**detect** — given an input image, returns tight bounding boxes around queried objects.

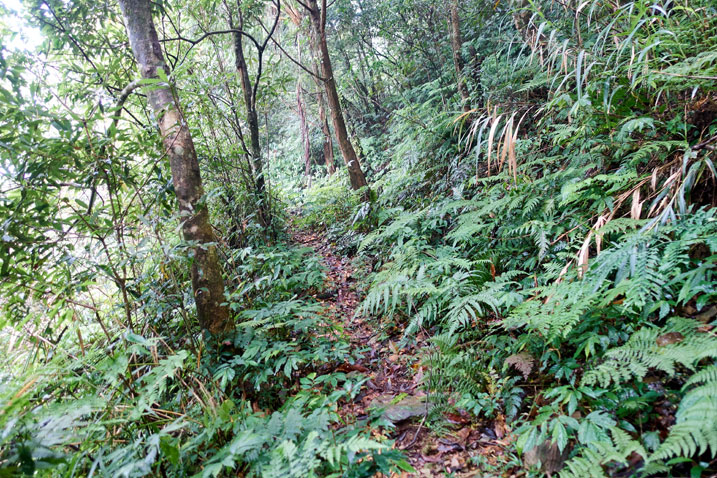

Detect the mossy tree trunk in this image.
[118,0,231,335]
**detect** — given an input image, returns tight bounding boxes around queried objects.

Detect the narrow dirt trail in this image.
[292,227,505,477]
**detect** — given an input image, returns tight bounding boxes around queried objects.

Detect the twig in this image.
[258,17,327,81]
[402,413,427,450]
[693,134,717,151]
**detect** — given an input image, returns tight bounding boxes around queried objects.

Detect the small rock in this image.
[523,440,569,475]
[656,331,684,347]
[370,394,433,422]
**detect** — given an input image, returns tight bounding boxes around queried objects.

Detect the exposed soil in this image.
[292,227,516,477]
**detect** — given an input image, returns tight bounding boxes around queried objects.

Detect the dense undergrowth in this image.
[1,235,411,476]
[1,0,716,476]
[299,1,717,476]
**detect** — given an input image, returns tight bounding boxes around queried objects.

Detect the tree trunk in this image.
[305,0,369,195]
[309,37,336,176]
[449,0,471,113]
[118,0,231,335]
[317,90,336,175]
[311,53,336,175]
[295,39,312,185]
[229,6,269,228]
[297,81,312,187]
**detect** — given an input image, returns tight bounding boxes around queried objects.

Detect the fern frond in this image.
[582,319,717,388]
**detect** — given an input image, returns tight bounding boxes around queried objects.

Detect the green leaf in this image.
[552,421,569,452]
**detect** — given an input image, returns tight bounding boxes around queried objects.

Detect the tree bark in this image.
[297,81,312,186]
[449,0,471,113]
[229,5,270,228]
[317,90,336,175]
[288,6,335,176]
[310,45,336,175]
[305,0,369,195]
[295,39,312,185]
[118,0,231,335]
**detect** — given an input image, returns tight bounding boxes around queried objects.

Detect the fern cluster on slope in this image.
[329,1,717,476]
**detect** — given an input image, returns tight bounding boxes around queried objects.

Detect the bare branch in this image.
[258,11,327,81]
[160,28,261,50]
[252,0,282,108]
[294,0,312,13]
[320,0,327,33]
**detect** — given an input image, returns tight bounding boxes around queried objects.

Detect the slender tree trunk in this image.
[295,40,312,186]
[289,10,335,177]
[297,81,312,186]
[118,0,231,335]
[449,0,471,112]
[229,6,269,228]
[309,37,336,175]
[311,54,336,176]
[317,90,336,175]
[305,0,369,195]
[340,92,367,166]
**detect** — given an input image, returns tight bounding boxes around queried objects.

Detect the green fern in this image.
[582,318,717,388]
[649,364,717,463]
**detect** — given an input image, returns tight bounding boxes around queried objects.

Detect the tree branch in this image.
[252,0,282,108]
[294,0,312,13]
[320,0,327,34]
[258,8,327,81]
[160,28,261,50]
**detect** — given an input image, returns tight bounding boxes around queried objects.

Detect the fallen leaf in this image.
[444,412,470,425]
[494,414,507,439]
[437,442,460,453]
[336,363,370,373]
[505,352,534,379]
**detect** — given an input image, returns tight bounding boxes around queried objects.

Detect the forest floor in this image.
[291,227,516,477]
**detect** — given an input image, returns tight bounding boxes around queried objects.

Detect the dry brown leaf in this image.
[631,189,642,220]
[505,352,534,379]
[498,115,514,172]
[577,233,592,278]
[577,215,607,277]
[494,414,508,439]
[486,113,502,175]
